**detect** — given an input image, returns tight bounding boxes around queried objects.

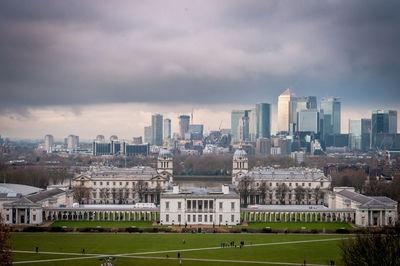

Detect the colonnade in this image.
[242,210,355,223]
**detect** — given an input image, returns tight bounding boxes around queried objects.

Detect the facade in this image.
[296,96,317,113]
[188,124,204,140]
[255,138,271,155]
[92,139,149,156]
[348,119,371,152]
[320,97,341,136]
[329,187,397,227]
[256,103,271,139]
[231,110,250,142]
[44,134,54,153]
[152,114,163,146]
[163,118,171,140]
[73,149,173,204]
[371,110,397,149]
[179,115,190,139]
[67,135,79,151]
[144,126,152,144]
[160,184,240,226]
[277,88,297,134]
[297,109,320,133]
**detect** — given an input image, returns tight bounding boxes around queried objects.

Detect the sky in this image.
[0,0,399,141]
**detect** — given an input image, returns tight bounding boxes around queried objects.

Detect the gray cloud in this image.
[0,0,399,114]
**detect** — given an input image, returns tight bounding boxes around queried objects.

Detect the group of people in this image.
[220,240,245,248]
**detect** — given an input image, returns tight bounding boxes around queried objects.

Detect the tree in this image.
[0,215,12,265]
[72,186,90,204]
[340,227,400,266]
[275,183,289,204]
[313,186,323,204]
[237,177,254,207]
[294,186,306,204]
[257,182,269,205]
[136,181,148,202]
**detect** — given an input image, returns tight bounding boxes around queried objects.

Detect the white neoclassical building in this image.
[160,184,240,226]
[73,148,174,204]
[329,187,398,227]
[232,147,331,205]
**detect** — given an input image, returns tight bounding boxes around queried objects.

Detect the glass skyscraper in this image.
[231,110,250,142]
[163,118,171,140]
[277,88,297,134]
[320,97,341,136]
[371,110,397,148]
[297,109,320,133]
[151,114,163,146]
[256,103,271,139]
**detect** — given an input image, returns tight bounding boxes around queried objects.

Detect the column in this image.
[379,211,383,226]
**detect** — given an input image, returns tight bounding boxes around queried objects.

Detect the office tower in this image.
[296,96,317,113]
[297,109,320,133]
[67,135,79,150]
[371,110,397,148]
[152,114,163,146]
[188,124,204,140]
[277,88,297,134]
[248,108,257,142]
[349,120,362,151]
[256,138,271,155]
[320,97,341,136]
[44,134,54,153]
[163,119,171,140]
[361,119,371,152]
[179,115,190,139]
[256,103,271,139]
[231,110,250,142]
[239,115,250,141]
[144,126,152,144]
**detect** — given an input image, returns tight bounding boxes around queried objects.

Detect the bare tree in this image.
[237,177,254,207]
[257,182,269,205]
[99,188,110,204]
[72,185,90,204]
[313,186,322,204]
[275,183,289,204]
[136,181,148,203]
[0,215,12,265]
[294,186,306,205]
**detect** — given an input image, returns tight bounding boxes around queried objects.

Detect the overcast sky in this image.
[0,0,399,140]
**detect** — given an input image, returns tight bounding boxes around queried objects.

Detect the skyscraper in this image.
[144,126,152,144]
[231,110,250,142]
[67,135,79,150]
[277,88,297,134]
[44,134,54,153]
[179,115,190,139]
[320,97,341,136]
[371,110,397,148]
[297,109,320,133]
[163,119,171,140]
[349,119,362,151]
[249,108,257,141]
[152,114,163,146]
[256,103,271,139]
[296,96,317,113]
[239,115,250,141]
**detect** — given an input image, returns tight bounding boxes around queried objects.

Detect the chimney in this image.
[222,184,229,194]
[173,185,180,194]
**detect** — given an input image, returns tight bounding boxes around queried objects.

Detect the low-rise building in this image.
[160,184,240,226]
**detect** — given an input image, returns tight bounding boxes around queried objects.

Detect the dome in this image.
[159,148,172,158]
[233,149,247,160]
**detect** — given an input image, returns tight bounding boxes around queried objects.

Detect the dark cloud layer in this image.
[0,0,399,113]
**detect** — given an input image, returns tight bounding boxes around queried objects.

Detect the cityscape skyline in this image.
[0,1,400,140]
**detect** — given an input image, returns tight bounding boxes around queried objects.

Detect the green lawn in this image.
[10,233,351,265]
[50,221,165,228]
[245,222,353,230]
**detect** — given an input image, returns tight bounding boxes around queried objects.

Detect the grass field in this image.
[50,221,161,228]
[10,233,351,265]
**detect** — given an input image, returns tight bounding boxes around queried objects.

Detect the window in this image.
[309,183,311,187]
[94,182,96,185]
[193,215,196,222]
[204,215,207,222]
[178,202,182,210]
[100,182,103,186]
[178,214,181,223]
[302,183,305,186]
[33,215,36,221]
[126,182,128,185]
[113,182,116,185]
[276,183,279,186]
[187,200,191,209]
[198,215,202,222]
[166,214,169,222]
[270,183,272,186]
[6,215,9,221]
[165,201,169,209]
[219,202,223,210]
[256,183,259,186]
[187,215,191,222]
[289,183,292,186]
[210,215,213,222]
[209,201,213,209]
[198,201,202,210]
[219,214,222,223]
[120,182,122,186]
[231,215,234,222]
[296,183,298,186]
[193,200,197,209]
[320,182,323,187]
[107,182,109,185]
[204,201,208,209]
[231,202,235,210]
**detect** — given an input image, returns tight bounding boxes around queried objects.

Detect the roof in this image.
[159,148,172,158]
[233,149,247,159]
[280,88,296,97]
[77,165,159,180]
[243,205,353,212]
[0,183,43,196]
[337,189,397,208]
[245,167,328,181]
[26,188,65,203]
[3,197,41,207]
